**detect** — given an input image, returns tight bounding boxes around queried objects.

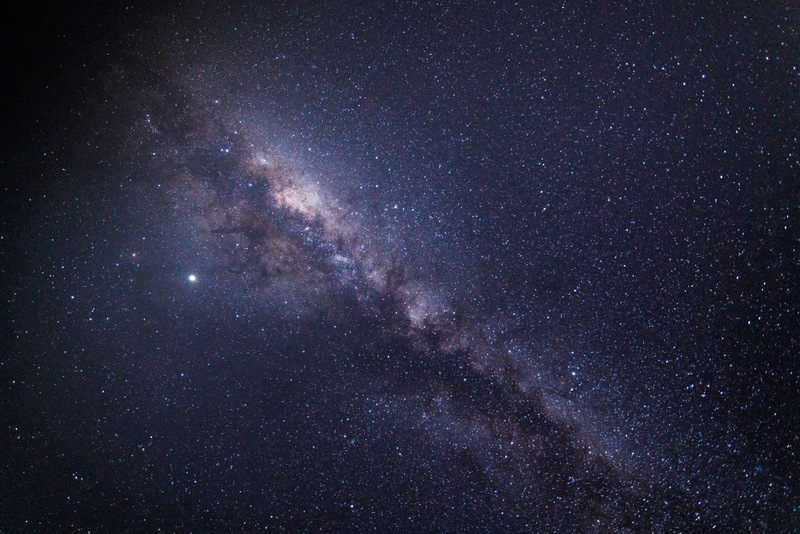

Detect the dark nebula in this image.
[2,2,798,532]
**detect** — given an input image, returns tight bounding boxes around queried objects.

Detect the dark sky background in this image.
[2,1,798,532]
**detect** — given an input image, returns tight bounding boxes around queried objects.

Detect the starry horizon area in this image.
[1,2,798,531]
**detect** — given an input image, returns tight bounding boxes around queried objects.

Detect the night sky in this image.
[2,2,799,532]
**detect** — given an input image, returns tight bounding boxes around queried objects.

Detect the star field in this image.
[2,1,799,532]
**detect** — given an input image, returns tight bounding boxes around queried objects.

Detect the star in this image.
[188,274,197,282]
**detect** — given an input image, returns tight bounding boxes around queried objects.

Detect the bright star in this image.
[188,274,197,282]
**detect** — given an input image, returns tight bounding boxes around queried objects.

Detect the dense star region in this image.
[2,2,799,532]
[138,75,653,529]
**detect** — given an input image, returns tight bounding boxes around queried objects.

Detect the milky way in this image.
[3,2,798,532]
[138,77,655,528]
